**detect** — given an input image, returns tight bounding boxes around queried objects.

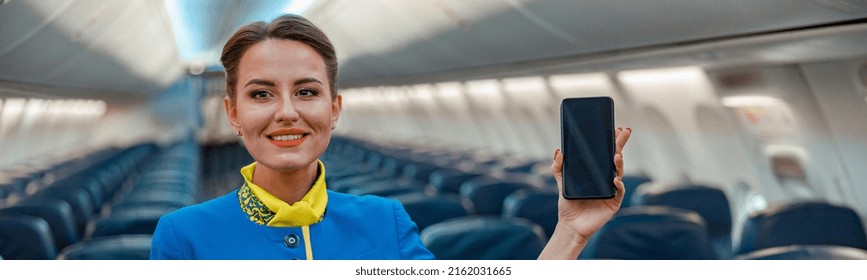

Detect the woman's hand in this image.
[538,127,632,259]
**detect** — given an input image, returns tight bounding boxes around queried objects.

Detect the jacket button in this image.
[284,234,300,248]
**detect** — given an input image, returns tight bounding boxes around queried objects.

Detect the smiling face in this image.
[225,39,342,174]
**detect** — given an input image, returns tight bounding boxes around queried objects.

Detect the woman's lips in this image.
[267,128,308,147]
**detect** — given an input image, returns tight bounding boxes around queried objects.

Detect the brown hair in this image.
[221,14,338,101]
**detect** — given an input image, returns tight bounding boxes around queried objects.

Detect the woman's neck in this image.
[251,161,319,204]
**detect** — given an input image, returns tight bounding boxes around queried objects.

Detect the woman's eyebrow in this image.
[295,77,323,86]
[244,79,276,88]
[243,78,321,87]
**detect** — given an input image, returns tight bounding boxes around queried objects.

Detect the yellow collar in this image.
[237,160,328,227]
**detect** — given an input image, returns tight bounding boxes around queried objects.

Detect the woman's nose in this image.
[274,96,300,123]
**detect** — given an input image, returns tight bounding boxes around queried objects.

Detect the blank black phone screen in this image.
[560,97,616,199]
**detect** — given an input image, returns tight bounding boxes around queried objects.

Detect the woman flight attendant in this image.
[150,14,632,260]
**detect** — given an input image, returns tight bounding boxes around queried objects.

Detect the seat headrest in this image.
[420,217,546,260]
[395,194,468,232]
[428,169,483,194]
[632,183,731,236]
[460,177,537,215]
[88,206,175,238]
[0,213,57,259]
[502,190,559,238]
[58,234,152,260]
[736,244,867,260]
[583,206,717,259]
[735,201,867,255]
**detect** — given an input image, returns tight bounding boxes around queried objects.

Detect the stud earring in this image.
[237,131,242,136]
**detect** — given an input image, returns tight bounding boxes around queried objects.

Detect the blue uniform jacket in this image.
[150,189,434,260]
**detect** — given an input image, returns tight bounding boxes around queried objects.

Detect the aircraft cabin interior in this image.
[1,0,867,261]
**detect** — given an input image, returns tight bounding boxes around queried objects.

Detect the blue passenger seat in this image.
[402,162,441,185]
[460,176,538,215]
[0,184,10,200]
[0,197,80,250]
[3,178,26,195]
[113,189,196,209]
[581,206,717,259]
[87,206,174,239]
[392,193,469,232]
[54,174,107,211]
[330,173,396,193]
[428,168,484,195]
[33,185,97,234]
[631,183,733,258]
[57,234,152,260]
[735,244,867,260]
[734,201,867,255]
[620,175,651,208]
[346,180,424,197]
[0,213,57,259]
[420,216,547,260]
[502,190,559,238]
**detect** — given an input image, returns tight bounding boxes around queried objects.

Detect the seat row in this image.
[584,183,867,259]
[0,144,153,259]
[322,136,867,260]
[59,136,861,261]
[320,137,597,259]
[0,140,201,260]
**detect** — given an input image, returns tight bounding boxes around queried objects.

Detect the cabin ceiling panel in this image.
[1,0,866,96]
[306,0,867,87]
[0,0,183,98]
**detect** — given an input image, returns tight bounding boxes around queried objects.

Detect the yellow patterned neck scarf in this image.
[237,160,328,227]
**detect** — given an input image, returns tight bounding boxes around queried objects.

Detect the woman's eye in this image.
[297,89,318,97]
[251,90,270,99]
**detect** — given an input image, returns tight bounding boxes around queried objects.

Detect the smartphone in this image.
[560,96,616,199]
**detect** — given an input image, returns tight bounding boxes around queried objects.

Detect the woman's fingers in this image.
[614,153,624,178]
[613,176,625,203]
[616,127,632,155]
[551,148,564,194]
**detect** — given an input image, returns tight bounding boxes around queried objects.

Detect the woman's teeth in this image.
[271,134,303,141]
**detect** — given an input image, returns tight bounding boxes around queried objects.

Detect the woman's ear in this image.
[224,96,241,133]
[331,95,342,130]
